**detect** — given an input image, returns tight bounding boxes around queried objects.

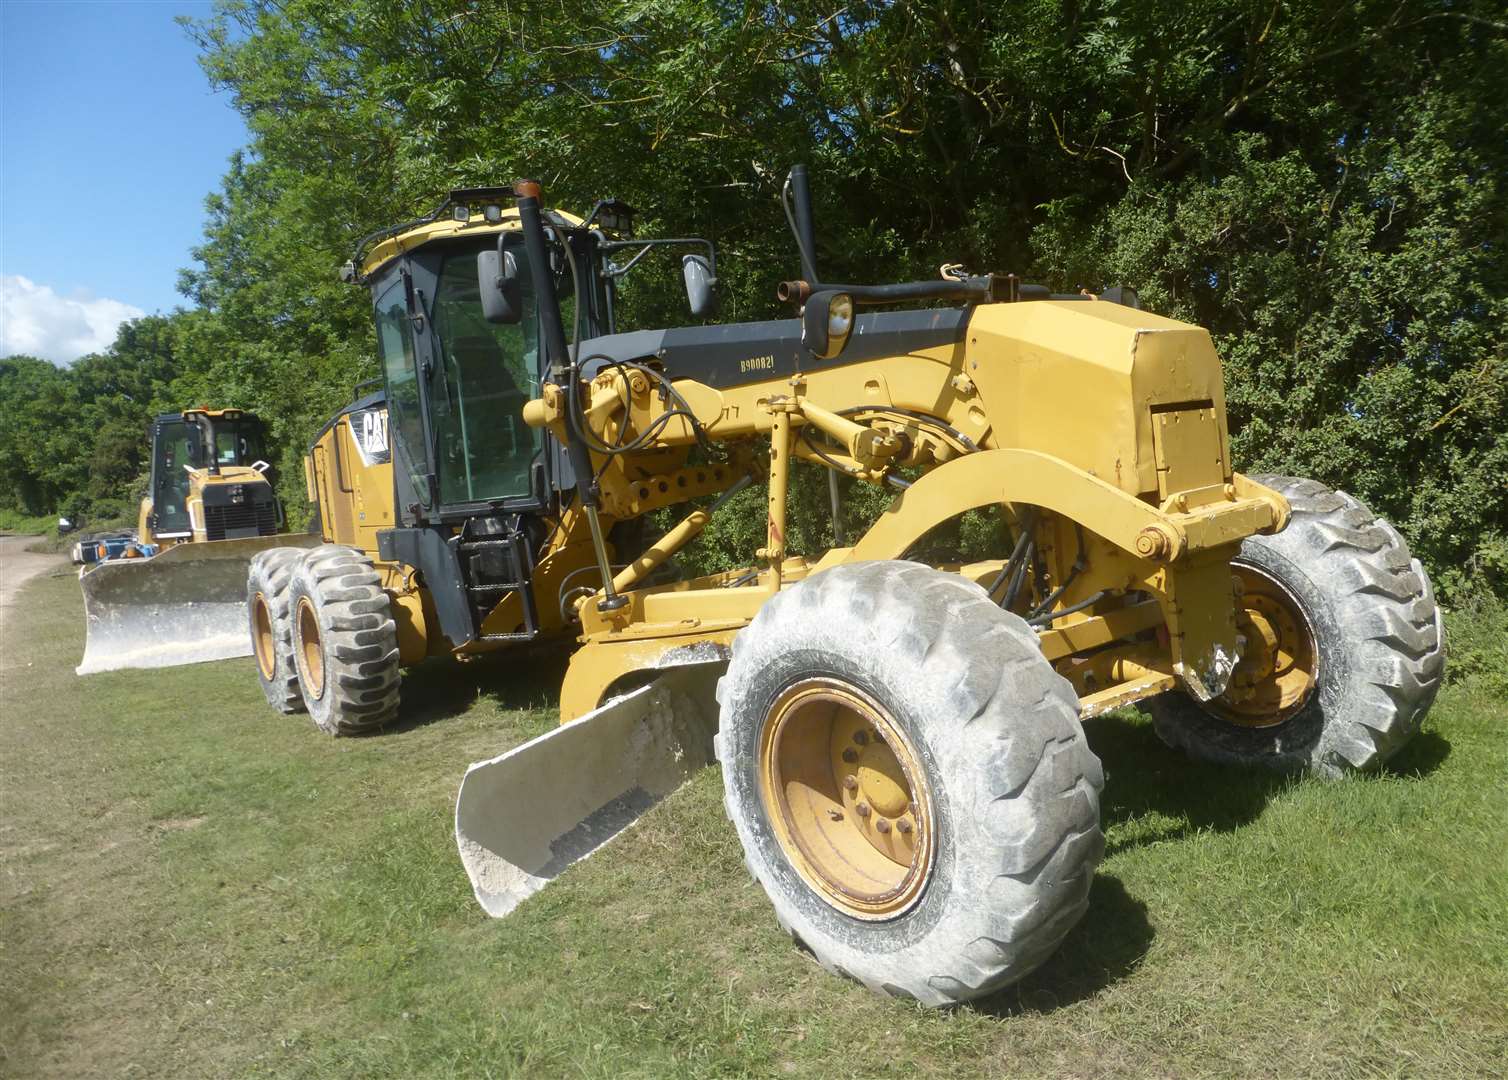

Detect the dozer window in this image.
[213,423,265,467]
[427,248,543,505]
[151,419,193,533]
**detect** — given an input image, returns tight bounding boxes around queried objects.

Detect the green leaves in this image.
[2,0,1502,595]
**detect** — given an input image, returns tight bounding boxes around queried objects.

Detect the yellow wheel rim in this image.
[295,596,326,701]
[1208,564,1318,728]
[251,592,276,680]
[757,678,935,920]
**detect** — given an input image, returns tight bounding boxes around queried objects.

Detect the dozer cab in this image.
[254,171,1443,1006]
[138,408,280,546]
[76,408,318,675]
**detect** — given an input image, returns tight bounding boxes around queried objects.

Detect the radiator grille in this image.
[204,501,278,541]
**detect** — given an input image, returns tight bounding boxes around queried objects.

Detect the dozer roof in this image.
[155,408,261,423]
[360,205,586,281]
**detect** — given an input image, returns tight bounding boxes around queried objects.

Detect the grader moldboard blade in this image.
[75,534,321,676]
[456,662,724,917]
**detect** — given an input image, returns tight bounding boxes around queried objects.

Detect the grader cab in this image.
[253,170,1443,1006]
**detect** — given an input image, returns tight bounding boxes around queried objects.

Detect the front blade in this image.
[456,663,723,918]
[75,535,320,676]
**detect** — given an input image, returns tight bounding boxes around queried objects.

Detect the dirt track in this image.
[0,534,64,644]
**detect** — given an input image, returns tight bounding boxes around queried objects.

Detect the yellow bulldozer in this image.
[75,407,317,675]
[253,171,1444,1005]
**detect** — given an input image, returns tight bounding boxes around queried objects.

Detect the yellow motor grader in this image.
[76,408,317,675]
[257,171,1443,1006]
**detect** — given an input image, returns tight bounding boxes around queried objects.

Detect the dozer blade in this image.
[75,534,321,676]
[456,662,724,918]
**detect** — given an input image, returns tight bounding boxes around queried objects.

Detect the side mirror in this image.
[682,254,718,319]
[478,247,523,324]
[801,290,854,360]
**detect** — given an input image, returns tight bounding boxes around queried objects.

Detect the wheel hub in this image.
[759,678,935,920]
[1210,565,1317,727]
[295,596,326,701]
[251,592,276,681]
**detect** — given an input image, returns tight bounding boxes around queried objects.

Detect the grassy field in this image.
[2,565,1504,1079]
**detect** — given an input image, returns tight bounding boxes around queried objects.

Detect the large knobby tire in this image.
[716,561,1104,1007]
[247,546,307,714]
[1148,475,1444,776]
[288,545,400,735]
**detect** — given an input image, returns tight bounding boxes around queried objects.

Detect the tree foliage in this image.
[2,0,1503,594]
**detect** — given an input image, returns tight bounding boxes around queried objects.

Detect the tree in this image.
[7,1,1503,593]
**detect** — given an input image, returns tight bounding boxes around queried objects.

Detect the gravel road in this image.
[0,534,64,640]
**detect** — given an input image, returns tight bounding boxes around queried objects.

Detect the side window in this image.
[374,277,428,506]
[153,421,192,528]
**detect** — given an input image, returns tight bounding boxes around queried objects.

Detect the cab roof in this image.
[356,202,585,282]
[152,408,262,424]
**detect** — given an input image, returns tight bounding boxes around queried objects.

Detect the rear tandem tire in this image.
[1147,475,1445,776]
[247,546,307,714]
[716,560,1105,1007]
[288,545,400,735]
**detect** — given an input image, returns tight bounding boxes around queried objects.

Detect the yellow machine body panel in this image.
[302,401,445,665]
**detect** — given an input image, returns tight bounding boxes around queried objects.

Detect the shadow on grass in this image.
[971,874,1153,1017]
[381,646,571,735]
[1380,729,1451,778]
[1082,711,1294,857]
[1083,710,1452,858]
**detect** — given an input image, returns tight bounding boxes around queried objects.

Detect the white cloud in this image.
[0,275,145,365]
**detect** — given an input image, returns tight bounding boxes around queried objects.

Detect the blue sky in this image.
[1,0,247,364]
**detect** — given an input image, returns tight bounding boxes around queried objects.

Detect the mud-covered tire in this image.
[1148,475,1444,776]
[716,560,1104,1007]
[288,545,400,735]
[247,546,307,714]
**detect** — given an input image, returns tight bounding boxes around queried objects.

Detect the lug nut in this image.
[875,819,891,834]
[897,819,913,835]
[842,747,858,763]
[853,730,869,746]
[842,775,858,791]
[855,802,871,818]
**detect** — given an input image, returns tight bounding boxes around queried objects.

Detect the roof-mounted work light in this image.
[585,198,636,237]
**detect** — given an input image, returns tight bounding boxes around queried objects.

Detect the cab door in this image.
[372,270,434,525]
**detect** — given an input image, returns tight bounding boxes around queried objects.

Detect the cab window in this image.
[426,247,543,505]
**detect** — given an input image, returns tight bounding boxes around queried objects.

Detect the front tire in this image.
[288,545,400,735]
[716,561,1104,1007]
[247,546,307,714]
[1148,475,1444,776]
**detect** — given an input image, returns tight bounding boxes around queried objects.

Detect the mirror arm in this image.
[597,237,716,280]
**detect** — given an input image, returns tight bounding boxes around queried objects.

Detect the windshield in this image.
[427,245,543,505]
[213,420,266,466]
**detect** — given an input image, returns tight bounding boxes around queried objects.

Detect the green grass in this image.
[0,509,136,554]
[0,509,55,537]
[2,568,1504,1078]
